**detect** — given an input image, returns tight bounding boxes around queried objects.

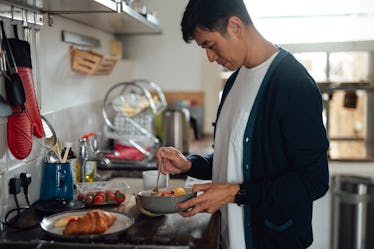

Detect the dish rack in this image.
[102,79,167,163]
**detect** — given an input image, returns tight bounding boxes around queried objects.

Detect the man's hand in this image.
[176,183,240,217]
[157,147,191,174]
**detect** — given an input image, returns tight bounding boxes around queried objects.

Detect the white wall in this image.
[122,0,222,134]
[38,16,135,114]
[122,0,203,91]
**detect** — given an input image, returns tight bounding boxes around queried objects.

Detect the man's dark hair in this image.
[181,0,252,43]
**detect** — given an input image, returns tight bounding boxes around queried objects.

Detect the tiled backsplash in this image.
[0,100,105,223]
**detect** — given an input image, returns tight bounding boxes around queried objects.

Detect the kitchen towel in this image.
[106,143,150,161]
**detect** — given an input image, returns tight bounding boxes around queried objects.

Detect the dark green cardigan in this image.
[187,48,329,249]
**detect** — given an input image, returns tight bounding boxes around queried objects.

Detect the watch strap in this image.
[235,184,247,206]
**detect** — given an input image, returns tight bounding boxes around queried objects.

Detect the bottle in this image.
[75,135,96,183]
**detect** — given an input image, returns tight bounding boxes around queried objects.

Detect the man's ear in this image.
[227,16,243,37]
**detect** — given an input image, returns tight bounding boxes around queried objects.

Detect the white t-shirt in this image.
[212,52,278,249]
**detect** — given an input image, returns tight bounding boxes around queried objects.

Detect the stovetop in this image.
[0,198,220,249]
[0,240,190,249]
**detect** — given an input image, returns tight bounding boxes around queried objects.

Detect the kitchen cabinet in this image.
[1,0,162,35]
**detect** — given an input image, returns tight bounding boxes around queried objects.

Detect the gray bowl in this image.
[137,187,196,214]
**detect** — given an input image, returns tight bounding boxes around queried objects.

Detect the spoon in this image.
[46,150,59,164]
[152,159,163,196]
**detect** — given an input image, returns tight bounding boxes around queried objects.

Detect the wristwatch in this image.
[234,184,247,206]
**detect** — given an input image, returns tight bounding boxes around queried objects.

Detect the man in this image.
[157,0,329,248]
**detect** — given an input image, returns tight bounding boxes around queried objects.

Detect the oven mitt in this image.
[16,66,44,137]
[7,110,33,159]
[5,28,44,159]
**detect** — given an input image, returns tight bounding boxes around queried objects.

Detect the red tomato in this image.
[77,193,85,201]
[114,190,126,203]
[84,195,93,205]
[93,195,105,204]
[105,192,115,203]
[105,190,114,195]
[161,191,172,196]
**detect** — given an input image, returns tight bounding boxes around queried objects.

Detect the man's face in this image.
[194,27,243,71]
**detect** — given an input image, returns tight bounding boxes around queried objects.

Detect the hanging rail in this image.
[0,3,44,26]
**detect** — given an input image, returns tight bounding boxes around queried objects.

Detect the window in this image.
[293,51,370,82]
[293,50,373,160]
[245,0,374,44]
[293,52,327,82]
[329,52,370,82]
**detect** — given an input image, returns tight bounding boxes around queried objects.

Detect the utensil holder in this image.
[71,47,103,75]
[95,56,118,75]
[40,162,74,201]
[70,47,118,75]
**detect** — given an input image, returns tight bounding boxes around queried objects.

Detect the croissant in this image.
[63,209,116,235]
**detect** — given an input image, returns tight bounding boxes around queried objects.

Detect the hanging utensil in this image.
[0,20,26,111]
[39,115,57,150]
[0,48,4,72]
[1,48,6,72]
[34,18,41,107]
[22,9,31,43]
[0,93,12,117]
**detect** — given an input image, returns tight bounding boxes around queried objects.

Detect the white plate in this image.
[40,210,134,240]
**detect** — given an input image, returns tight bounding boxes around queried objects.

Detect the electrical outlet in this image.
[20,173,32,187]
[8,178,21,195]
